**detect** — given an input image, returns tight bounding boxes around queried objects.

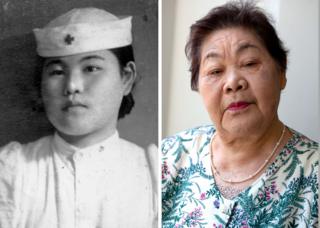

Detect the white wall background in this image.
[162,0,319,142]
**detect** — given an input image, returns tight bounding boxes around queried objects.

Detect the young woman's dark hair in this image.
[33,45,135,119]
[110,45,136,119]
[185,0,288,91]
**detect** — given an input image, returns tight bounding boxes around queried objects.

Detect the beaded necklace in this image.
[211,125,286,184]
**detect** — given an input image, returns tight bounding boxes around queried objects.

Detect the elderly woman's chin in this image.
[221,119,262,137]
[218,109,276,137]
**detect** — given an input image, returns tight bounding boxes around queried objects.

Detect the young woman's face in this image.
[41,50,135,145]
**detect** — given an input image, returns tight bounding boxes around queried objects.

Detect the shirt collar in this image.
[51,131,120,161]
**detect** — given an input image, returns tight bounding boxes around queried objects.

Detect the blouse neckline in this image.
[205,126,299,202]
[50,131,120,169]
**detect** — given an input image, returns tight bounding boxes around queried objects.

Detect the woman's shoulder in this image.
[0,141,24,170]
[117,138,151,168]
[118,138,145,158]
[163,125,215,139]
[287,128,318,156]
[161,125,215,180]
[162,125,215,155]
[283,127,319,174]
[0,136,52,194]
[0,135,53,167]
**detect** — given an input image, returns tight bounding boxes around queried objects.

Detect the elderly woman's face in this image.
[198,27,286,136]
[41,50,135,140]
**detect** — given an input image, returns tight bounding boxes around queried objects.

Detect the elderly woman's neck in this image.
[212,120,288,168]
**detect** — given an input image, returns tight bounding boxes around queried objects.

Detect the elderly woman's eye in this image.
[84,65,102,73]
[208,69,223,76]
[243,61,258,68]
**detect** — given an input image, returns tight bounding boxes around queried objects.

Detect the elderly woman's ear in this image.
[280,72,287,90]
[121,61,137,96]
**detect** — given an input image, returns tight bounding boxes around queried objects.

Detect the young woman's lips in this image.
[62,101,87,111]
[227,101,250,111]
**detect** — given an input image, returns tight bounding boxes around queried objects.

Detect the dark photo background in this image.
[0,0,158,149]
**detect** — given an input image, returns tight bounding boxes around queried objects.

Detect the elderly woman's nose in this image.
[223,69,248,93]
[64,70,84,96]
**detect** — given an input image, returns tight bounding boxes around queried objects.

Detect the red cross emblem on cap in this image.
[64,34,75,45]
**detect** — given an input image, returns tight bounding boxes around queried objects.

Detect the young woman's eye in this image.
[84,65,102,73]
[48,69,64,76]
[44,64,65,77]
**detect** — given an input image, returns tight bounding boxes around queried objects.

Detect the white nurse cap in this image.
[33,8,132,57]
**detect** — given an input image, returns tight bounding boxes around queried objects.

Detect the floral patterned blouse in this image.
[162,125,319,227]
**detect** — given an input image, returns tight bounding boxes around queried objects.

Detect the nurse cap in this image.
[33,8,132,57]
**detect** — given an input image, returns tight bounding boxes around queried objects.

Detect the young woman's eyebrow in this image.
[80,55,105,62]
[44,59,63,68]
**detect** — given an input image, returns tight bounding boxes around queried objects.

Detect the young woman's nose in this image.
[223,69,248,93]
[63,70,84,96]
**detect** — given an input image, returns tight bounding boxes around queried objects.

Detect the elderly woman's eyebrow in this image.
[236,42,260,55]
[80,55,105,62]
[202,51,222,64]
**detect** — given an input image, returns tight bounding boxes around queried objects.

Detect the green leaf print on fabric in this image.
[162,126,319,227]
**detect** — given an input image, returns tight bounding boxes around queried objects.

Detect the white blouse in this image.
[0,132,156,228]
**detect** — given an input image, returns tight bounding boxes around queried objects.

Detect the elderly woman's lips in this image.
[227,101,250,111]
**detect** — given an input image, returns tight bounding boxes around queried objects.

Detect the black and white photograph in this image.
[0,0,158,227]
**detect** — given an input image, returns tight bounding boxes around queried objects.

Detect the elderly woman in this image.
[0,8,155,227]
[162,2,318,227]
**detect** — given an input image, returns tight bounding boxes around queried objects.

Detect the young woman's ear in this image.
[121,61,137,95]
